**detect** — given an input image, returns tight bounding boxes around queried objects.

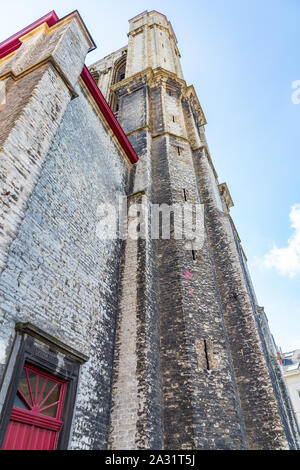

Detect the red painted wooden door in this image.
[2,364,67,450]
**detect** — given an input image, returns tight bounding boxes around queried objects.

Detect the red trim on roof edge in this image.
[0,11,138,165]
[0,11,59,59]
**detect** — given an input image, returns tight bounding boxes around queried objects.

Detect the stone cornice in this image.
[282,368,300,378]
[0,12,138,166]
[111,66,207,127]
[229,215,241,244]
[79,75,135,167]
[89,46,128,73]
[19,12,96,53]
[149,67,186,88]
[80,66,138,165]
[15,322,89,363]
[0,55,78,100]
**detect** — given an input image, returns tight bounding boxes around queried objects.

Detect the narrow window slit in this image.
[183,189,187,201]
[177,146,181,156]
[204,340,210,370]
[192,249,196,261]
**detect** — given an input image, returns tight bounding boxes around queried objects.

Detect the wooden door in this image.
[2,364,67,450]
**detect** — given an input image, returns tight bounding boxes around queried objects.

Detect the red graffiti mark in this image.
[184,270,193,279]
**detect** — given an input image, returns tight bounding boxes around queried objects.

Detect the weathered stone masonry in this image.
[92,10,300,449]
[0,12,135,449]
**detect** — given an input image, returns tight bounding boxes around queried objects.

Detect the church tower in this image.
[90,11,299,450]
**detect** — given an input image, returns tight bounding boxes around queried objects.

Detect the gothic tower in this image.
[90,11,299,450]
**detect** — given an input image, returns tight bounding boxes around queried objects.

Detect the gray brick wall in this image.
[0,82,129,449]
[1,9,299,451]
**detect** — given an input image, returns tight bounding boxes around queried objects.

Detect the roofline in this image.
[0,11,138,165]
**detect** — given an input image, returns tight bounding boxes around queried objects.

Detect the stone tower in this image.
[90,11,299,450]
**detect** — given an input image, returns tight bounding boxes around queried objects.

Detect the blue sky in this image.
[1,0,299,352]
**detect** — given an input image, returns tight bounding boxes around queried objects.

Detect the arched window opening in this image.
[110,93,120,118]
[112,55,127,86]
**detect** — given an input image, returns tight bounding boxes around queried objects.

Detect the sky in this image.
[1,0,299,352]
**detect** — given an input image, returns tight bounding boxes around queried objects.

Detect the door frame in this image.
[0,322,88,450]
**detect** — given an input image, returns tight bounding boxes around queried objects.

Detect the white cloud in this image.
[263,204,300,278]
